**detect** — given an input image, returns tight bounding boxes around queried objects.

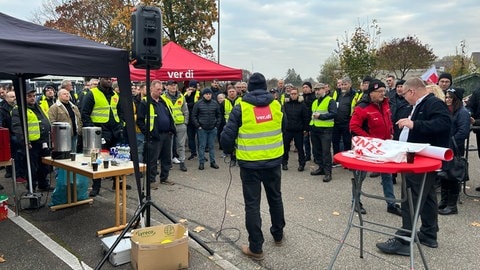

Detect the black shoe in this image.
[89,189,100,197]
[476,186,480,192]
[210,162,219,169]
[298,165,304,172]
[387,204,402,216]
[369,172,380,178]
[354,203,367,214]
[310,168,325,175]
[417,232,438,248]
[282,164,288,170]
[160,180,175,185]
[4,172,12,178]
[376,238,410,256]
[180,163,187,172]
[188,154,197,160]
[438,206,458,215]
[0,184,4,190]
[199,163,204,170]
[323,174,332,182]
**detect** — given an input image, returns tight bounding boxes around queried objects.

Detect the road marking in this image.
[8,209,92,270]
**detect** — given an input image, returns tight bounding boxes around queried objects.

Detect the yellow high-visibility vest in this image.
[236,101,283,161]
[310,96,334,127]
[90,87,120,123]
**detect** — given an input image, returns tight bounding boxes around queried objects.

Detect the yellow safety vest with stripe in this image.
[310,96,334,127]
[184,90,201,103]
[161,94,186,124]
[146,103,157,131]
[351,91,364,111]
[26,108,42,141]
[38,95,52,116]
[236,101,284,161]
[224,97,242,121]
[90,87,120,123]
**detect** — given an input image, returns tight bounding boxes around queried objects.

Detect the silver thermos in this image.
[51,122,72,159]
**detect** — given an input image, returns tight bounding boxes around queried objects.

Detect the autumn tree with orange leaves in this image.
[35,0,218,58]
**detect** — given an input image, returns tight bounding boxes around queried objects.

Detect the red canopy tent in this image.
[130,41,242,81]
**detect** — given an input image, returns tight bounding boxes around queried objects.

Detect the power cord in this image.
[213,154,241,243]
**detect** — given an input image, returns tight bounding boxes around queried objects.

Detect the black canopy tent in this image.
[0,12,141,199]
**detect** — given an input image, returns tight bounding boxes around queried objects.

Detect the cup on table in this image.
[92,162,99,171]
[103,160,109,169]
[406,151,415,163]
[70,153,76,161]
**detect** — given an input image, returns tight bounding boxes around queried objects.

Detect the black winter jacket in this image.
[192,98,221,130]
[284,98,308,132]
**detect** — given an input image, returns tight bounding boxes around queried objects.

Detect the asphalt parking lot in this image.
[1,136,480,269]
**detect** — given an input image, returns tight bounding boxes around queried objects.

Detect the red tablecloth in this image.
[334,152,442,174]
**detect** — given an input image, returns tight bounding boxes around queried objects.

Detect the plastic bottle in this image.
[125,144,131,161]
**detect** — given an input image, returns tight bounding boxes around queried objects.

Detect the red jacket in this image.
[349,98,393,140]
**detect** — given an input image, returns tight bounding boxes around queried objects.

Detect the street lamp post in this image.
[217,0,220,63]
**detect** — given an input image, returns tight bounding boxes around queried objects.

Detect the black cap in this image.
[395,80,406,87]
[367,79,386,94]
[447,87,465,100]
[202,88,213,95]
[188,80,197,87]
[166,80,177,85]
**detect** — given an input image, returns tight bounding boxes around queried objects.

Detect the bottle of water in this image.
[115,144,120,159]
[125,144,131,161]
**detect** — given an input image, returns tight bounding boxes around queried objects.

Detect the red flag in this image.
[421,65,438,84]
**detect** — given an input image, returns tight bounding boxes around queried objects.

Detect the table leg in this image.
[115,175,120,227]
[327,173,360,269]
[122,175,127,225]
[408,173,429,270]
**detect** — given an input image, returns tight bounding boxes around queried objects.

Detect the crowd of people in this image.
[1,71,480,261]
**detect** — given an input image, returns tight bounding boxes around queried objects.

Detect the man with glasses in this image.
[309,83,337,182]
[437,72,453,93]
[386,75,396,99]
[349,79,401,216]
[282,87,308,171]
[377,77,451,255]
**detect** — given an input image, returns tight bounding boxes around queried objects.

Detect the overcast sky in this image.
[2,0,479,80]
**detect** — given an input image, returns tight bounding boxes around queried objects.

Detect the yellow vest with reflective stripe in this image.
[310,96,334,127]
[161,94,185,124]
[146,103,157,131]
[236,101,283,161]
[39,95,51,116]
[90,87,120,123]
[26,108,41,141]
[224,97,242,121]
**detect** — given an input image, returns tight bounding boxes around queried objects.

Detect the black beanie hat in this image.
[248,72,267,91]
[202,88,213,95]
[363,76,373,83]
[395,80,406,87]
[302,82,312,89]
[367,79,386,94]
[448,87,465,100]
[438,73,452,83]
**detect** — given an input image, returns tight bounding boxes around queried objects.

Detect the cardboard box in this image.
[101,234,131,266]
[131,224,189,270]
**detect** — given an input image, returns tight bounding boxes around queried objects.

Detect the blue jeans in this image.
[197,128,216,164]
[352,171,396,207]
[136,133,144,163]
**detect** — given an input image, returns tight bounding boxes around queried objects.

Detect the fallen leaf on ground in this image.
[471,221,480,227]
[298,197,304,200]
[179,219,188,224]
[332,211,340,216]
[193,226,205,233]
[0,255,5,263]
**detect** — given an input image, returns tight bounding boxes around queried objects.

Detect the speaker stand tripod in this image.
[95,64,214,269]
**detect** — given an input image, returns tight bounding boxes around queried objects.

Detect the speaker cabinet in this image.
[131,6,162,69]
